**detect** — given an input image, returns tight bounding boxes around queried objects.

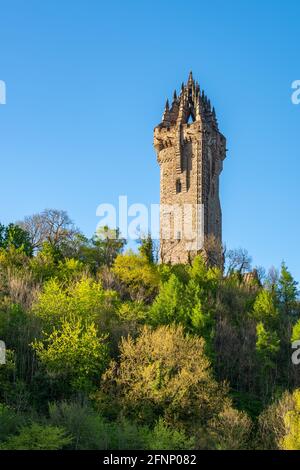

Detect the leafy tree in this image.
[158,263,190,284]
[29,242,59,281]
[32,277,117,329]
[80,227,126,271]
[150,274,185,325]
[252,289,279,326]
[185,279,215,354]
[186,258,219,342]
[189,255,220,295]
[206,406,252,450]
[137,233,155,264]
[97,325,228,427]
[48,401,110,450]
[31,278,69,327]
[32,319,109,392]
[256,321,280,369]
[0,223,33,256]
[57,258,87,284]
[112,252,159,302]
[114,301,150,343]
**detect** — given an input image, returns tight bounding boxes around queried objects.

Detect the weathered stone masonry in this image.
[154,72,226,264]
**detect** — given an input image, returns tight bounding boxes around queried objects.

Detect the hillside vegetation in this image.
[0,210,300,450]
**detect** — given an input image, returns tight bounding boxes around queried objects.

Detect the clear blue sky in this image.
[0,0,299,280]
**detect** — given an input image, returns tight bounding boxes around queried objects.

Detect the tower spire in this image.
[188,70,193,84]
[162,99,170,123]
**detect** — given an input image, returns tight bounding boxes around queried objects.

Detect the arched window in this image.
[187,113,195,124]
[176,179,182,193]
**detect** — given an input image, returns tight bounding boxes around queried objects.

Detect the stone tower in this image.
[154,72,226,264]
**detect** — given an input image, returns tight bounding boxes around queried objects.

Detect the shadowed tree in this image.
[0,223,33,256]
[225,248,252,276]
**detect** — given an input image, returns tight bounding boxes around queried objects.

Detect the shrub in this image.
[0,404,26,442]
[145,418,195,450]
[257,391,295,449]
[206,406,252,450]
[0,423,72,450]
[96,325,228,426]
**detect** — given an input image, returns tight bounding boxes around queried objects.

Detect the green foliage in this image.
[252,289,279,326]
[292,319,300,342]
[0,403,26,442]
[97,325,228,427]
[117,301,149,323]
[0,246,30,272]
[0,423,72,450]
[32,277,117,329]
[206,406,253,450]
[138,233,155,264]
[0,349,17,401]
[32,278,69,326]
[32,319,109,392]
[57,258,86,283]
[48,401,148,450]
[145,418,195,450]
[278,262,298,316]
[280,389,300,450]
[150,274,185,324]
[257,391,295,449]
[48,401,109,449]
[158,263,190,284]
[0,223,33,256]
[256,321,280,369]
[150,257,218,352]
[0,213,299,450]
[113,252,159,302]
[30,242,87,282]
[47,401,193,450]
[79,227,126,271]
[29,243,58,281]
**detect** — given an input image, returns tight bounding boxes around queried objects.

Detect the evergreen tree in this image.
[278,262,298,316]
[138,233,154,264]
